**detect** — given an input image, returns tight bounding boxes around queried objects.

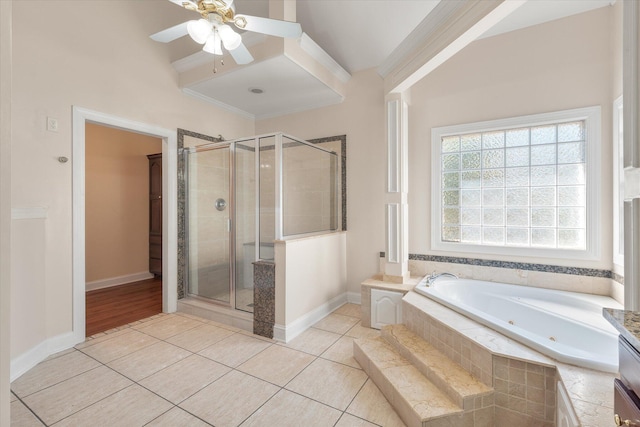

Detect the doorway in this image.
[84,123,163,335]
[72,107,178,343]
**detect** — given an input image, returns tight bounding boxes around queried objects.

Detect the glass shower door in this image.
[187,145,232,305]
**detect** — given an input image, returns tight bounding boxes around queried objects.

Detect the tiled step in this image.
[381,324,493,410]
[353,337,463,427]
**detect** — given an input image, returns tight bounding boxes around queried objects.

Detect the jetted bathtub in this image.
[414,276,623,373]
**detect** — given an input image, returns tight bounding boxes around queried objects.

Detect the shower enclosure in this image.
[183,133,339,313]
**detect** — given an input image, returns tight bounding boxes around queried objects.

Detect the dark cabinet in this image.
[616,336,640,426]
[148,153,162,276]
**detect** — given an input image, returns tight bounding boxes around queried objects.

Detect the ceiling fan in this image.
[150,0,303,65]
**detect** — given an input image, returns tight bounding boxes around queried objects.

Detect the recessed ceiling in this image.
[185,55,344,119]
[152,0,615,119]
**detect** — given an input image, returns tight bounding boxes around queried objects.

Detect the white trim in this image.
[86,272,154,291]
[386,204,400,263]
[346,291,362,305]
[298,33,351,84]
[387,99,400,193]
[613,96,624,268]
[11,207,48,220]
[273,292,347,342]
[10,331,77,382]
[430,106,602,262]
[182,88,256,120]
[380,1,525,93]
[72,107,178,346]
[182,87,345,121]
[254,96,344,121]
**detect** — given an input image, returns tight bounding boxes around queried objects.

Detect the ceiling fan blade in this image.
[150,21,190,43]
[234,14,302,39]
[167,0,197,9]
[229,42,254,65]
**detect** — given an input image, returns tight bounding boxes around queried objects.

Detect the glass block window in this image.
[432,107,601,260]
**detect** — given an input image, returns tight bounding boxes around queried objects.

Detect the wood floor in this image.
[85,277,162,337]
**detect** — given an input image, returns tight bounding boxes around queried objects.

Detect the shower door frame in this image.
[184,140,237,308]
[182,132,340,310]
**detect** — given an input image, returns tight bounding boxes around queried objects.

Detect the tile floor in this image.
[10,304,407,427]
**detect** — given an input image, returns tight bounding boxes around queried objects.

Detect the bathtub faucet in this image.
[425,271,458,286]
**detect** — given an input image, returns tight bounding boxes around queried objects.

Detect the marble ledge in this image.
[361,274,423,293]
[603,308,640,350]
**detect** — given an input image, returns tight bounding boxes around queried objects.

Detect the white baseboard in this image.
[347,291,361,304]
[86,271,154,291]
[11,331,82,382]
[273,292,348,343]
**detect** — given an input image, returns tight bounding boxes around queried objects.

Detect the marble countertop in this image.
[603,308,640,350]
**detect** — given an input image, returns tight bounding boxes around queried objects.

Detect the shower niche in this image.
[178,130,343,318]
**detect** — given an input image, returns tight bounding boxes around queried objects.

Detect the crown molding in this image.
[298,33,351,84]
[182,88,256,119]
[378,0,525,94]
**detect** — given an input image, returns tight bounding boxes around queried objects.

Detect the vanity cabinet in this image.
[615,336,640,426]
[148,153,162,276]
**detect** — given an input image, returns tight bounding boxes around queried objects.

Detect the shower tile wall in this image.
[178,131,225,299]
[281,140,339,236]
[236,143,256,296]
[188,148,230,301]
[259,144,276,252]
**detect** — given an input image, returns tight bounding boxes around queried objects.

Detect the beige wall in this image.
[274,232,347,327]
[1,0,12,421]
[282,141,338,236]
[10,220,46,359]
[260,6,621,293]
[10,0,253,364]
[85,123,162,283]
[408,6,617,270]
[257,69,386,294]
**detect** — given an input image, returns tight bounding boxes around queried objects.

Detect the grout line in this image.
[17,310,400,427]
[11,392,49,426]
[13,360,105,400]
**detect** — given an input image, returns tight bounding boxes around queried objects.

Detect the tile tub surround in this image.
[378,252,622,303]
[402,291,616,427]
[11,305,410,427]
[253,261,275,339]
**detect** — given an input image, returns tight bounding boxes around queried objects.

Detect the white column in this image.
[623,0,640,310]
[383,94,410,283]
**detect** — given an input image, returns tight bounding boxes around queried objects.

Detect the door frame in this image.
[72,106,178,341]
[184,141,236,308]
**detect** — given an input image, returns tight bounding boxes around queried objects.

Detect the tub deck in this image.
[404,290,616,427]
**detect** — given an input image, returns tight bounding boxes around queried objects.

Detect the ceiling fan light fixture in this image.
[203,32,223,55]
[187,18,212,44]
[217,24,242,51]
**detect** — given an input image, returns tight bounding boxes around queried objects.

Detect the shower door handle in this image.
[227,218,232,232]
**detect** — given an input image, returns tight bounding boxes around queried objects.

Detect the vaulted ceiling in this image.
[148,0,613,119]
